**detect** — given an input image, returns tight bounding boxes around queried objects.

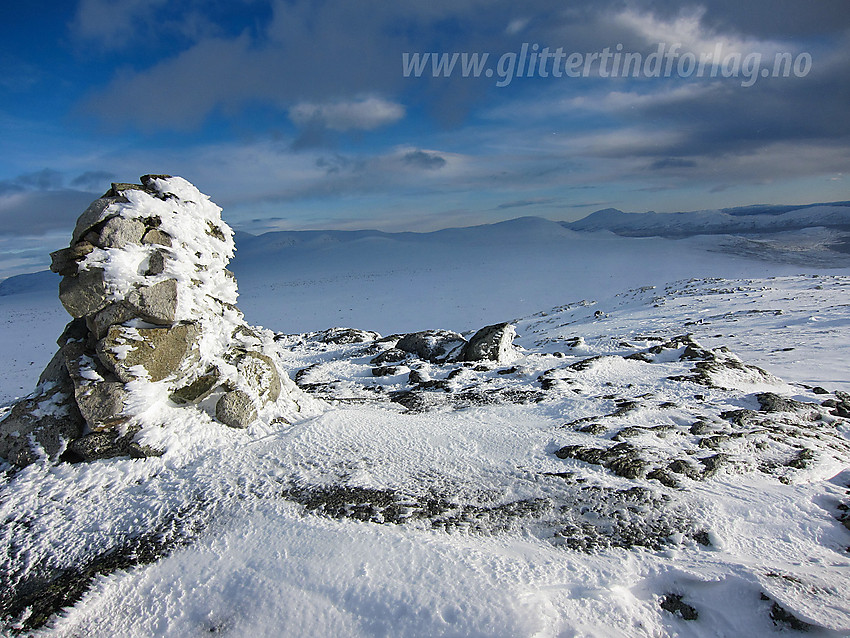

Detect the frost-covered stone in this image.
[235,351,281,403]
[1,175,304,468]
[215,390,257,428]
[460,322,517,363]
[97,323,200,383]
[0,369,84,466]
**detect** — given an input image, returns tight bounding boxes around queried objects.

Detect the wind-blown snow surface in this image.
[1,220,849,637]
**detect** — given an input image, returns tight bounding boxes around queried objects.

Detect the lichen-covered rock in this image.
[74,381,128,431]
[126,279,178,325]
[97,216,146,249]
[215,390,258,428]
[97,323,200,383]
[460,322,517,363]
[59,267,108,318]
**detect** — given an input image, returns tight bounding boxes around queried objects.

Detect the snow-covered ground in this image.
[1,220,849,636]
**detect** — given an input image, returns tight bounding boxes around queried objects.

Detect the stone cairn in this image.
[0,175,300,467]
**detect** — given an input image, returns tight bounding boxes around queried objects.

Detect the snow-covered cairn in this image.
[0,175,301,467]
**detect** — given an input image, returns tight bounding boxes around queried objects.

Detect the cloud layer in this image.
[0,0,847,274]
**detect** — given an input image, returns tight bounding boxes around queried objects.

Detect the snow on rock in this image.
[0,176,309,467]
[461,322,518,363]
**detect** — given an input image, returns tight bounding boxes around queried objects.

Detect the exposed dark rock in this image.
[460,322,517,362]
[667,459,703,480]
[396,329,466,363]
[699,453,729,477]
[62,429,161,462]
[318,327,380,344]
[554,442,649,479]
[370,348,408,365]
[756,392,814,413]
[372,366,402,377]
[660,593,699,621]
[170,369,220,404]
[764,596,815,631]
[646,468,679,488]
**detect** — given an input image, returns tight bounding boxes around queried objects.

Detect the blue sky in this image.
[1,1,849,275]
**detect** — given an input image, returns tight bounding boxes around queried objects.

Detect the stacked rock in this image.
[0,175,299,467]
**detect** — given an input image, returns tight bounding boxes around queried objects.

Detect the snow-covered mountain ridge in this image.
[565,202,850,238]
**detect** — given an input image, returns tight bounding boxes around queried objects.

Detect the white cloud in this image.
[612,6,786,58]
[288,97,405,131]
[505,18,529,35]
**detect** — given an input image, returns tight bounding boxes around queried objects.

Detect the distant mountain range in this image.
[563,201,850,237]
[3,200,849,294]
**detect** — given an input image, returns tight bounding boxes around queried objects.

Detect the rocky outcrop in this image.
[0,175,301,467]
[396,329,467,363]
[460,322,517,363]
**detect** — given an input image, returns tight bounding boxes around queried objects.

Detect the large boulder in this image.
[460,323,518,363]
